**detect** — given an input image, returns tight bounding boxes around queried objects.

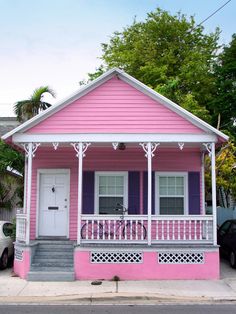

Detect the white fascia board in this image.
[12,133,217,143]
[120,72,229,141]
[1,68,122,141]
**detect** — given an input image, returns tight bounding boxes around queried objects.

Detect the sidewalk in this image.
[1,259,236,304]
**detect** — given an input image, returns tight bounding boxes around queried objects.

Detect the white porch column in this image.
[22,143,40,245]
[140,142,159,246]
[211,143,217,246]
[201,152,206,214]
[203,142,217,245]
[72,142,91,245]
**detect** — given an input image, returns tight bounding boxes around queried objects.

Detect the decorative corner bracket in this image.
[22,143,40,158]
[139,142,160,158]
[112,142,119,150]
[71,142,91,158]
[202,143,212,156]
[52,142,59,150]
[178,143,184,150]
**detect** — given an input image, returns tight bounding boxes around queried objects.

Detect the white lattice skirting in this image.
[90,252,143,263]
[158,252,204,264]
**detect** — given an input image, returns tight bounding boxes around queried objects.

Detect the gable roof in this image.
[1,68,228,141]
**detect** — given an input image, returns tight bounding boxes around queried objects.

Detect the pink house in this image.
[2,68,228,281]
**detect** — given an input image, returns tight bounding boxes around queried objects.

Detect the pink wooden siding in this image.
[30,147,201,240]
[27,77,204,134]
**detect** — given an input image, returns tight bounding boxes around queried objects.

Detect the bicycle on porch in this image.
[81,203,147,241]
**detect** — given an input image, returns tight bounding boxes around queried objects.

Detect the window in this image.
[2,223,13,237]
[156,172,188,215]
[95,172,128,215]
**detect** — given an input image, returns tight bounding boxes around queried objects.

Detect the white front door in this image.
[38,170,69,237]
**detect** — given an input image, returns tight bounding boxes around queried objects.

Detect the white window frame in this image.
[94,171,128,215]
[155,172,188,215]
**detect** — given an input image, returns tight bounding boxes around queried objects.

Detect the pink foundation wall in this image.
[27,77,204,134]
[13,250,30,279]
[74,250,219,280]
[30,146,201,240]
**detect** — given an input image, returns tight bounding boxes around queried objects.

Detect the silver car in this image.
[0,221,14,269]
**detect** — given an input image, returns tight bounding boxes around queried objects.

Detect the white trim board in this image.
[12,133,218,144]
[2,68,228,142]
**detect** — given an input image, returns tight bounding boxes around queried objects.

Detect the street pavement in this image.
[1,258,236,304]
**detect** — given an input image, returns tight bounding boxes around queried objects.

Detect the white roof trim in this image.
[2,68,228,141]
[12,133,217,143]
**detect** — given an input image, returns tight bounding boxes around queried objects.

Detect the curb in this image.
[1,293,236,304]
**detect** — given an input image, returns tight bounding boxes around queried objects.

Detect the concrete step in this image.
[27,271,75,281]
[38,244,74,250]
[34,257,73,263]
[36,240,75,244]
[34,252,74,258]
[32,261,74,267]
[30,266,74,272]
[30,241,75,278]
[37,247,74,253]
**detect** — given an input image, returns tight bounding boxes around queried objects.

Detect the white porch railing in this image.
[81,215,148,243]
[81,215,213,245]
[151,215,213,243]
[16,210,27,243]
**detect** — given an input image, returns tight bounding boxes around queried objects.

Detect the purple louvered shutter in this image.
[128,172,140,214]
[82,171,94,214]
[188,172,200,215]
[143,171,155,214]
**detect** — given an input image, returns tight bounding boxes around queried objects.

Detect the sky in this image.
[0,0,235,117]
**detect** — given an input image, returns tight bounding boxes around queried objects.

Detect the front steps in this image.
[28,240,75,281]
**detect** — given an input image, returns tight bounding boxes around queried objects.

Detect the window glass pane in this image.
[99,186,107,194]
[159,186,167,196]
[159,177,167,186]
[160,197,184,215]
[99,197,123,215]
[99,176,107,185]
[107,186,116,195]
[168,177,175,185]
[116,176,123,185]
[168,186,175,195]
[116,186,124,195]
[107,176,116,186]
[3,223,13,237]
[176,177,184,186]
[176,186,184,195]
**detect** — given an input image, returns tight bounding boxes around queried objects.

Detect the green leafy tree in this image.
[210,34,236,139]
[87,8,220,122]
[205,142,236,207]
[0,140,24,209]
[0,140,24,174]
[14,86,55,122]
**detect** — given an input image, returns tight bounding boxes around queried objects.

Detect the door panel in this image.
[38,171,69,237]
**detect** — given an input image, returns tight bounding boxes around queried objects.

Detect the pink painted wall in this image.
[30,146,201,240]
[27,77,204,134]
[13,250,30,279]
[74,250,219,280]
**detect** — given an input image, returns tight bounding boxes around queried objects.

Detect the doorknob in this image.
[64,198,67,201]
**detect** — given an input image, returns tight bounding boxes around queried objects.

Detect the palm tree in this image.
[14,86,56,122]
